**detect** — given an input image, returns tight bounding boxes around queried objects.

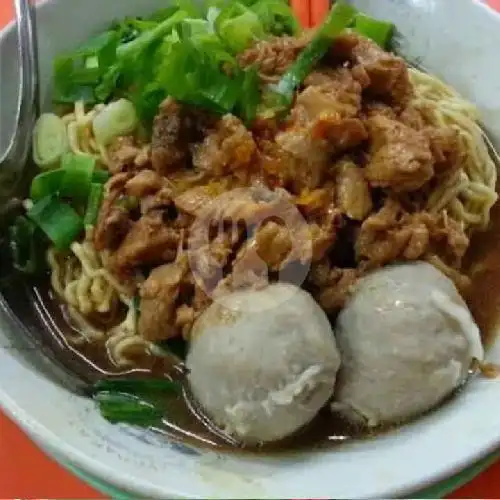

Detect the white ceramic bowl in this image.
[1,0,500,498]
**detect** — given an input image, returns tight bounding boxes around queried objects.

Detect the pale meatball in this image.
[186,283,341,445]
[332,261,484,427]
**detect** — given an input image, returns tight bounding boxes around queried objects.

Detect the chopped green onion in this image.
[84,183,104,227]
[92,168,111,184]
[116,10,189,59]
[216,3,265,53]
[153,28,255,119]
[53,10,188,109]
[60,153,96,203]
[85,56,99,69]
[53,56,97,104]
[352,13,394,49]
[32,113,69,170]
[27,195,83,250]
[92,378,181,395]
[184,18,213,36]
[30,169,65,201]
[94,392,164,426]
[92,99,139,146]
[30,166,110,202]
[53,31,119,105]
[264,1,358,114]
[8,216,43,275]
[148,7,182,24]
[250,0,299,37]
[75,30,120,66]
[237,67,261,125]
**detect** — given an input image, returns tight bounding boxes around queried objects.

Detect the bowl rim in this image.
[1,0,500,498]
[1,383,499,500]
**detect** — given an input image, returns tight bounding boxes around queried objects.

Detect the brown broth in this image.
[29,279,364,453]
[464,200,500,347]
[22,201,500,454]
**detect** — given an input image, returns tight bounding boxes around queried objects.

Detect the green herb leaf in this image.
[116,10,189,59]
[30,169,66,202]
[53,10,188,111]
[263,1,358,116]
[27,195,83,250]
[236,66,261,125]
[352,13,394,49]
[51,0,300,125]
[84,183,104,227]
[8,216,45,275]
[53,31,119,105]
[92,378,182,395]
[30,166,110,202]
[60,153,96,204]
[92,168,111,184]
[95,392,164,426]
[216,2,265,53]
[53,56,97,104]
[250,0,299,36]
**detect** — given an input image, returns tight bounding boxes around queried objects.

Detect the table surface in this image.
[1,1,500,498]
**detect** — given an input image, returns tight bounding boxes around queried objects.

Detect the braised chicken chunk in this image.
[365,114,434,192]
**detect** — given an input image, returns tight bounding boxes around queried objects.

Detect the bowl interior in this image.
[1,0,500,498]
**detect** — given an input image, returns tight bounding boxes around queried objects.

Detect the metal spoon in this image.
[0,0,90,396]
[0,0,38,200]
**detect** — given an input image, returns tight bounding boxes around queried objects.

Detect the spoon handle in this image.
[11,0,38,163]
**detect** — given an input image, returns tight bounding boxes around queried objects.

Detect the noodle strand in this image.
[409,68,498,230]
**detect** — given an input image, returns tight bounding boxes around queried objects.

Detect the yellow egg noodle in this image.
[409,67,498,230]
[47,231,149,366]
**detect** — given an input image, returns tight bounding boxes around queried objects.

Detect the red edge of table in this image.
[1,1,500,498]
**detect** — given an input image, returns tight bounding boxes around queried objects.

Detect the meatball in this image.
[331,261,484,427]
[186,283,340,445]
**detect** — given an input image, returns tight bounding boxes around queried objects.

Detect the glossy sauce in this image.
[23,201,500,454]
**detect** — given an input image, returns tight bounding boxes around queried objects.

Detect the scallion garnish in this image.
[8,216,44,275]
[27,195,83,250]
[90,378,182,427]
[51,2,292,125]
[53,10,188,107]
[32,113,69,170]
[60,153,96,204]
[13,152,109,271]
[352,13,394,49]
[215,3,266,53]
[92,168,111,185]
[30,163,109,202]
[30,169,66,202]
[94,392,164,426]
[250,0,299,37]
[84,183,104,227]
[263,1,358,114]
